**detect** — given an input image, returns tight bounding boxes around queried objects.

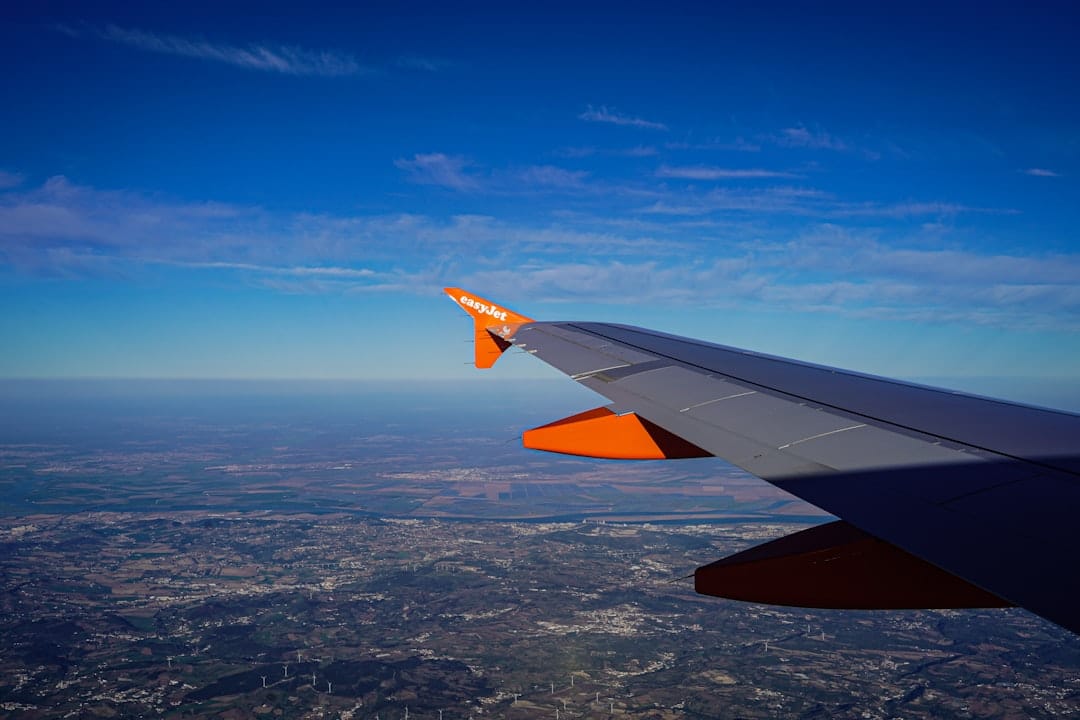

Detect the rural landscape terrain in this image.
[1,381,1078,718]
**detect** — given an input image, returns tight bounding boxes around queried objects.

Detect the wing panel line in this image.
[778,424,867,450]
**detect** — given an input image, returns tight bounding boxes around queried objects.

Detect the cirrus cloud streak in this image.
[1,176,1076,330]
[58,23,368,76]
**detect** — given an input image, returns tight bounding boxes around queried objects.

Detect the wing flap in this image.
[689,390,868,452]
[695,520,1011,609]
[779,465,1080,632]
[609,364,740,411]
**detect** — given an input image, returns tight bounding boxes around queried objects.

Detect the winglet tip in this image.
[444,286,533,369]
[444,287,533,325]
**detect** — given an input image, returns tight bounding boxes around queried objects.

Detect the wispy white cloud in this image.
[0,169,24,189]
[656,165,798,180]
[0,176,249,251]
[1022,168,1061,177]
[553,146,597,158]
[62,24,367,76]
[774,125,849,151]
[619,145,660,157]
[395,153,480,191]
[175,261,376,278]
[746,226,1080,328]
[395,55,451,72]
[514,165,588,188]
[639,185,1012,219]
[458,228,1080,329]
[767,125,883,160]
[458,259,760,306]
[639,188,816,216]
[0,176,669,273]
[640,186,828,216]
[554,145,658,158]
[394,155,598,194]
[3,176,1075,329]
[578,105,668,131]
[830,201,1015,219]
[391,148,1013,221]
[665,137,761,152]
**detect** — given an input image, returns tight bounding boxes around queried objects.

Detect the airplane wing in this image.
[445,287,1080,635]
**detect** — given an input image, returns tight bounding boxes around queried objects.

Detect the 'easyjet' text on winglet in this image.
[459,294,510,322]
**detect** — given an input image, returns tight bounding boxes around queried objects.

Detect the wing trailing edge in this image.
[695,520,1011,609]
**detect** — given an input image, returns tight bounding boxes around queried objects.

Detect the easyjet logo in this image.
[460,295,509,321]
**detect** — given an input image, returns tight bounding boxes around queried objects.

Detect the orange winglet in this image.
[523,406,712,460]
[444,287,534,369]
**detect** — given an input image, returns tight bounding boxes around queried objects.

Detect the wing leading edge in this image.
[445,288,1080,635]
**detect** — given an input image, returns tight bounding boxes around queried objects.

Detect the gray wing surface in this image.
[509,320,1080,635]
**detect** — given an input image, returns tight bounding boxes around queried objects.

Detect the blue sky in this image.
[1,2,1079,393]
